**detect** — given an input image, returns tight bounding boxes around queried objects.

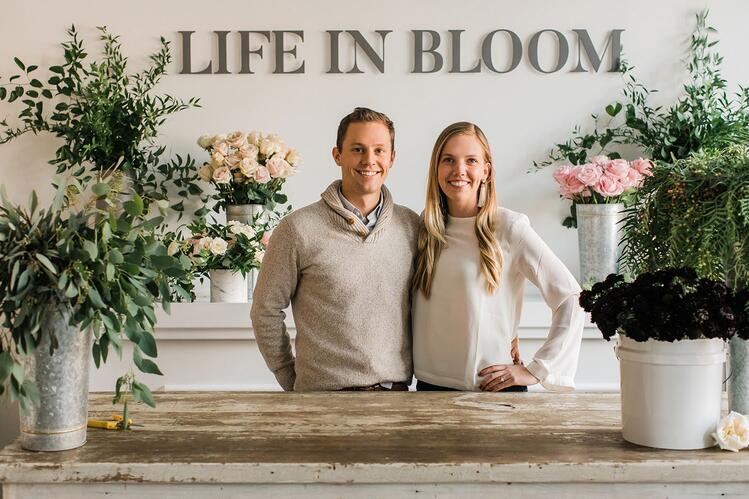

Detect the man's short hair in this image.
[336,107,395,151]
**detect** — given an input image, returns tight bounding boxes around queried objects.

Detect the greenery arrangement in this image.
[579,267,748,342]
[0,25,205,421]
[536,11,749,167]
[0,25,205,217]
[536,10,749,233]
[620,145,749,284]
[0,184,191,412]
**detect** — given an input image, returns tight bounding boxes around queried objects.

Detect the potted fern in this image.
[620,146,749,415]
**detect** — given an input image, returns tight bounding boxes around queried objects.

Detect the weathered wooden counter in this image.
[1,392,748,498]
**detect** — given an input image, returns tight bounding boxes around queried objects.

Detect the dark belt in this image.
[339,382,409,391]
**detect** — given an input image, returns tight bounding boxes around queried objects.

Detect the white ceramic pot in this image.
[616,335,726,450]
[209,269,249,303]
[225,204,265,301]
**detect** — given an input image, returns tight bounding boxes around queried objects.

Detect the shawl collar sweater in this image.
[251,181,420,391]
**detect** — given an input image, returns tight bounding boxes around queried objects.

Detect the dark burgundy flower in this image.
[580,267,738,342]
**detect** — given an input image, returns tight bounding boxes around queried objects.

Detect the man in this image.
[250,107,420,391]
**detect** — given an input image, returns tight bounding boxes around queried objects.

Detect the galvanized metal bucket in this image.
[728,336,749,415]
[576,203,624,286]
[19,304,92,451]
[226,204,265,301]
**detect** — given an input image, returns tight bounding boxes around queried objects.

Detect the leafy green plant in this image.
[159,229,199,302]
[112,371,151,430]
[536,10,749,168]
[0,183,191,412]
[620,145,749,287]
[0,25,206,218]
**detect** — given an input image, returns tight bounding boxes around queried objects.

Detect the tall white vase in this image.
[576,203,624,285]
[209,269,249,303]
[226,204,265,301]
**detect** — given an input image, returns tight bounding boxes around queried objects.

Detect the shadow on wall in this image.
[0,399,19,448]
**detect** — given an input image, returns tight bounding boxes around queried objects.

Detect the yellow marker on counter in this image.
[87,415,136,430]
[87,419,119,430]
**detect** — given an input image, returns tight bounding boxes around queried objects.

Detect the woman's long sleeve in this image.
[514,218,585,391]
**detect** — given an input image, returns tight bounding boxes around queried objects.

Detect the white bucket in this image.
[209,269,249,303]
[616,335,726,450]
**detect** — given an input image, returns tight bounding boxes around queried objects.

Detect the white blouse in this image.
[412,208,585,391]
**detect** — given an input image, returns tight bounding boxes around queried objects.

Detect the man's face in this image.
[333,121,395,198]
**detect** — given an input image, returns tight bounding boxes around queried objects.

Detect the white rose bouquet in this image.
[182,218,269,276]
[196,130,301,209]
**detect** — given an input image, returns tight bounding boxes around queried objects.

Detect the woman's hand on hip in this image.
[478,364,539,391]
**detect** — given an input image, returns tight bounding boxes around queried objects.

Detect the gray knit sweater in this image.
[250,180,420,391]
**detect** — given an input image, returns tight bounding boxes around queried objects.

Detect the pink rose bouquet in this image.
[553,156,653,202]
[553,156,654,228]
[196,130,301,209]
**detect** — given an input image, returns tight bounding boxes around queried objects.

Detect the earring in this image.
[477,181,487,208]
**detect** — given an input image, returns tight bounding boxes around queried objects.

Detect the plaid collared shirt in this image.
[338,188,384,233]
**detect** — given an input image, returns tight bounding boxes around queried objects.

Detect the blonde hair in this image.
[412,122,503,297]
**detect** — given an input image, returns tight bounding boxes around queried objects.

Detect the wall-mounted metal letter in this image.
[570,29,624,73]
[178,31,212,74]
[528,29,569,74]
[272,31,305,74]
[449,30,481,74]
[347,30,391,74]
[214,31,231,75]
[481,30,522,74]
[327,30,343,74]
[412,30,443,73]
[239,31,271,75]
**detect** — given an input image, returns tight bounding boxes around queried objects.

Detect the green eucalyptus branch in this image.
[0,25,206,218]
[535,10,749,170]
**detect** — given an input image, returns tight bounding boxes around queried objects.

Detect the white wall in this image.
[3,1,749,271]
[0,0,747,391]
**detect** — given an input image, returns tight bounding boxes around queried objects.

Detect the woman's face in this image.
[437,133,490,215]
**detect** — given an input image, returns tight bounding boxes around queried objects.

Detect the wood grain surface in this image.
[1,392,747,485]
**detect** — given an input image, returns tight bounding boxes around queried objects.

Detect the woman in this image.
[412,122,585,392]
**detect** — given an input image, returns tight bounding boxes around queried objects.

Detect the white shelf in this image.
[153,298,601,341]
